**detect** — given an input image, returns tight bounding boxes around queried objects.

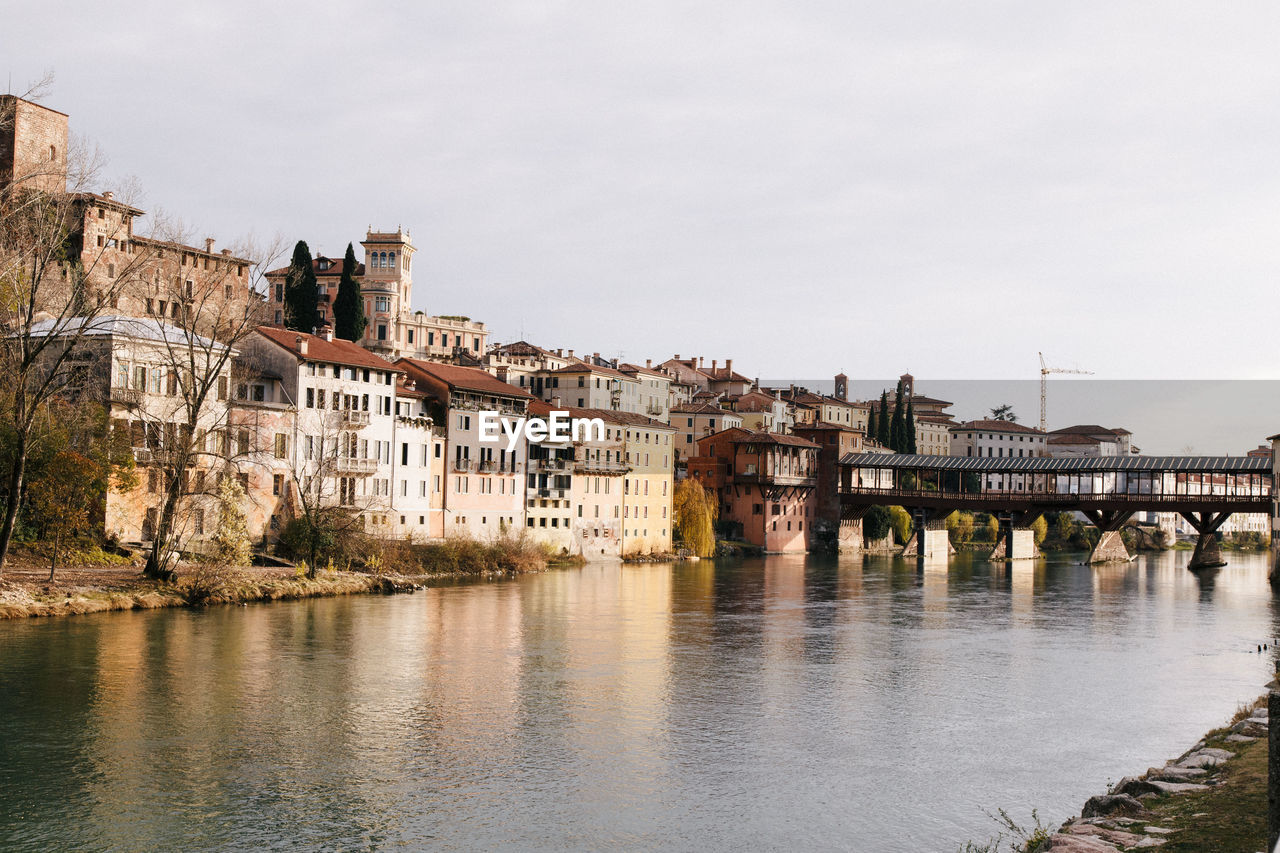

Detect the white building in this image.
[949,419,1047,490]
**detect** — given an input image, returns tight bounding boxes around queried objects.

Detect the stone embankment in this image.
[1042,701,1270,851]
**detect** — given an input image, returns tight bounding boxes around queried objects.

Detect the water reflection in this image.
[0,550,1276,852]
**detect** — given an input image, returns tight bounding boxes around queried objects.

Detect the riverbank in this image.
[0,539,582,620]
[1036,695,1270,852]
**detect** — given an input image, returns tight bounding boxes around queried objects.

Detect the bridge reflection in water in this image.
[838,452,1274,571]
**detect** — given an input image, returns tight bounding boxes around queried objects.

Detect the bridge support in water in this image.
[901,508,953,558]
[1181,511,1230,571]
[989,511,1040,561]
[1082,510,1133,564]
[837,505,866,553]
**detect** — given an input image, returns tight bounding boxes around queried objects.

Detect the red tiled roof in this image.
[527,400,672,430]
[397,357,534,399]
[1049,424,1122,437]
[255,326,399,372]
[547,362,630,379]
[1048,434,1101,445]
[733,430,819,449]
[264,256,366,278]
[671,403,737,416]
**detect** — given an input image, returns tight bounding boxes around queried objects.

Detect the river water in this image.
[1,551,1275,851]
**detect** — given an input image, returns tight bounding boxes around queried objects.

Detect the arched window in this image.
[379,251,386,268]
[49,145,57,161]
[388,251,396,270]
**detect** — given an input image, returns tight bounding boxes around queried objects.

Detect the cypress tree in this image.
[906,400,917,454]
[867,404,878,445]
[283,240,319,332]
[876,390,891,447]
[333,243,367,341]
[889,380,906,453]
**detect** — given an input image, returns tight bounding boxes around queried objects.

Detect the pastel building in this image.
[689,429,819,552]
[396,358,533,540]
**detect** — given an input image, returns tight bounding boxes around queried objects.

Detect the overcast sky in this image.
[5,2,1278,382]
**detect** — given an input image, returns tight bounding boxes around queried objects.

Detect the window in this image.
[274,434,288,458]
[272,473,284,496]
[377,324,387,341]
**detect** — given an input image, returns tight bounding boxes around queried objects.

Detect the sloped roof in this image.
[735,431,819,449]
[264,256,366,278]
[29,315,226,350]
[672,403,738,416]
[256,326,396,371]
[1049,424,1122,437]
[397,357,534,399]
[951,419,1045,434]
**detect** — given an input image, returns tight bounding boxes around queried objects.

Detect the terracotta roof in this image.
[908,395,953,407]
[672,403,738,416]
[915,413,957,424]
[397,357,534,399]
[734,430,819,449]
[492,340,558,358]
[794,422,864,433]
[1049,424,1122,437]
[1048,434,1101,445]
[264,256,366,278]
[617,362,668,378]
[73,192,146,216]
[547,362,630,379]
[527,400,672,430]
[255,326,398,372]
[699,366,752,383]
[950,419,1045,434]
[395,379,429,399]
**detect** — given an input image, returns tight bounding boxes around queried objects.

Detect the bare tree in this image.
[0,89,149,574]
[131,231,281,579]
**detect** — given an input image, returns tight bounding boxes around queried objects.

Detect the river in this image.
[0,550,1275,851]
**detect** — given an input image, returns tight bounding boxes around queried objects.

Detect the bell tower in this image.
[359,227,415,354]
[834,372,848,402]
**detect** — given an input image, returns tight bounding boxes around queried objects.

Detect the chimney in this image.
[712,359,718,371]
[204,238,215,253]
[552,395,561,407]
[674,354,680,360]
[726,359,733,373]
[567,349,574,358]
[699,356,704,368]
[102,190,114,200]
[593,352,600,361]
[645,359,652,369]
[296,335,308,356]
[321,327,334,342]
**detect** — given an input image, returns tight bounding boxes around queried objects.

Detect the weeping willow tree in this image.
[673,477,718,557]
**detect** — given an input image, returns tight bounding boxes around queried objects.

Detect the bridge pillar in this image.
[902,508,953,558]
[989,511,1040,561]
[837,505,866,553]
[1082,510,1134,564]
[1181,511,1230,571]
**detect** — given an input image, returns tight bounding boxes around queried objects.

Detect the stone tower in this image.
[834,372,848,401]
[359,227,415,355]
[0,95,69,194]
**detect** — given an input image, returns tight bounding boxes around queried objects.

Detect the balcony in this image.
[340,409,370,427]
[532,458,569,473]
[478,460,497,473]
[453,458,474,473]
[109,387,144,408]
[646,403,665,415]
[575,459,629,475]
[335,457,378,475]
[527,487,568,500]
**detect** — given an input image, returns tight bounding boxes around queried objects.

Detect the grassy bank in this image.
[0,537,575,621]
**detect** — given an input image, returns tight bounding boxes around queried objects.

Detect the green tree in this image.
[946,511,974,545]
[673,477,717,557]
[889,505,913,544]
[864,505,892,541]
[905,400,917,454]
[889,380,906,452]
[867,404,878,445]
[990,404,1017,422]
[332,243,367,342]
[25,450,104,580]
[876,390,891,447]
[1031,515,1048,546]
[283,240,318,332]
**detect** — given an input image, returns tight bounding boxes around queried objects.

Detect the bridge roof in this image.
[838,452,1271,474]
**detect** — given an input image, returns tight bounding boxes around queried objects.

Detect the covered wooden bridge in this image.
[838,452,1274,568]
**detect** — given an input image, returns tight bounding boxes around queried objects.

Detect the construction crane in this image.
[1039,352,1093,432]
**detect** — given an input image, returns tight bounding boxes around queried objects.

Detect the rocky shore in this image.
[1041,698,1269,852]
